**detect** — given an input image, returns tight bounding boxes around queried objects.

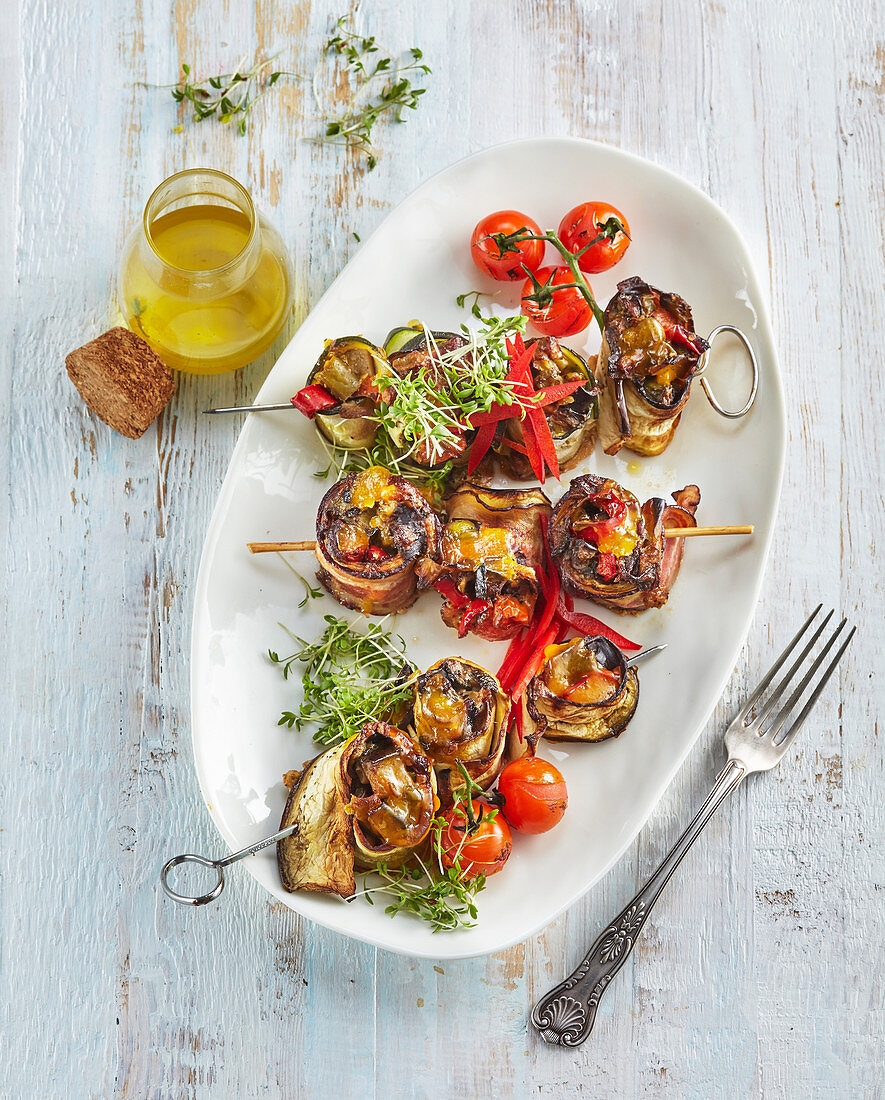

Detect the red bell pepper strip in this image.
[573,491,628,543]
[497,628,529,693]
[527,403,560,480]
[596,551,617,580]
[365,545,390,562]
[509,622,559,703]
[457,598,492,639]
[521,410,545,483]
[291,384,338,417]
[554,590,641,651]
[531,379,588,406]
[467,379,586,428]
[499,438,529,455]
[466,420,498,475]
[433,578,470,609]
[661,320,706,358]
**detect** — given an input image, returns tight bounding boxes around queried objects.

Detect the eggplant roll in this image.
[277,741,355,899]
[498,338,600,480]
[597,277,709,456]
[387,330,471,468]
[307,336,393,451]
[550,474,700,613]
[315,466,442,615]
[418,484,552,640]
[411,657,509,806]
[527,635,639,743]
[343,722,437,870]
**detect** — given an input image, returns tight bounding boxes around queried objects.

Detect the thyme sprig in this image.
[269,615,415,746]
[171,57,297,135]
[315,17,431,170]
[355,764,494,932]
[456,290,493,319]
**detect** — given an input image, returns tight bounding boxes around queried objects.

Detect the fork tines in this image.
[736,605,856,745]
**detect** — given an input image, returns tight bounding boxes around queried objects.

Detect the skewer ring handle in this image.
[697,324,759,419]
[161,853,225,906]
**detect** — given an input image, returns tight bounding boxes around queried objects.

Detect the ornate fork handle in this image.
[532,758,746,1046]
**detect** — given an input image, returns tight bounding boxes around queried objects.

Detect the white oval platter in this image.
[190,138,785,959]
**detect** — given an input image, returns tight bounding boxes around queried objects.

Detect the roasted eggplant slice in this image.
[315,466,442,615]
[550,474,699,613]
[418,484,551,640]
[277,741,355,899]
[498,338,600,479]
[526,635,639,743]
[411,657,509,806]
[307,336,392,451]
[597,277,709,456]
[342,722,437,870]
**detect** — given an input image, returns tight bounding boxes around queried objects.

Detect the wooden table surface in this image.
[2,1,882,1097]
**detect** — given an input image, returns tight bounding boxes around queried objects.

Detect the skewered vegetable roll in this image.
[277,741,355,899]
[526,635,639,743]
[597,277,709,456]
[343,722,437,870]
[550,474,699,613]
[303,336,393,451]
[315,466,442,615]
[410,657,509,806]
[419,484,552,640]
[498,338,600,480]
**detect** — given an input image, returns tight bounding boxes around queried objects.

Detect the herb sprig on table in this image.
[171,57,297,135]
[269,615,416,746]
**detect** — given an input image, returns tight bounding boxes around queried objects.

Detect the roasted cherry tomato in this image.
[470,210,545,281]
[438,799,512,878]
[498,756,568,834]
[520,266,593,337]
[558,202,631,274]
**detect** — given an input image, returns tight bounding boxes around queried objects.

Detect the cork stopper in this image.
[65,327,175,439]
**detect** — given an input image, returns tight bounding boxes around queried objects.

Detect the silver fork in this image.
[531,606,855,1046]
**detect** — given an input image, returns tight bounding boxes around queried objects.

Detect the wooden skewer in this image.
[662,525,754,538]
[247,527,753,554]
[248,540,317,554]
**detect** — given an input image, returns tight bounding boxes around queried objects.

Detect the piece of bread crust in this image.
[65,327,175,439]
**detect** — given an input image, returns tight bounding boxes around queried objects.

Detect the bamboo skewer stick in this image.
[662,525,754,538]
[247,526,754,554]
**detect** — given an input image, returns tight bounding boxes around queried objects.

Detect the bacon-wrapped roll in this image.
[343,722,437,870]
[315,466,442,615]
[550,474,700,613]
[306,336,393,451]
[277,741,355,899]
[419,484,551,640]
[498,338,600,480]
[526,635,639,743]
[598,277,709,456]
[410,657,509,806]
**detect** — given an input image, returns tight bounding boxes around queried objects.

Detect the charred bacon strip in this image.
[315,466,442,615]
[418,485,552,640]
[410,657,509,807]
[597,276,709,456]
[550,474,700,613]
[526,635,639,744]
[497,337,600,481]
[342,722,436,870]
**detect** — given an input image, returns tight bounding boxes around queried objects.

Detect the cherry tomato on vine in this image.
[438,799,512,879]
[498,756,568,835]
[558,202,631,274]
[520,265,593,337]
[470,210,545,281]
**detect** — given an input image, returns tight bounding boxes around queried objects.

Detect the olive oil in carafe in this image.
[124,204,289,374]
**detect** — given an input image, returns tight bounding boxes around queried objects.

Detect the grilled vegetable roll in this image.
[419,484,552,640]
[526,635,639,743]
[411,657,509,806]
[277,741,355,899]
[315,466,442,615]
[498,338,600,480]
[387,330,471,468]
[343,722,437,870]
[305,336,393,451]
[597,277,709,456]
[550,474,699,613]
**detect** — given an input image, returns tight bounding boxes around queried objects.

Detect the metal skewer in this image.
[627,645,666,666]
[204,402,299,414]
[161,823,299,906]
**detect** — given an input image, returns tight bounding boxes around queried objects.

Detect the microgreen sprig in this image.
[456,289,493,319]
[171,57,298,135]
[269,615,415,746]
[314,16,431,170]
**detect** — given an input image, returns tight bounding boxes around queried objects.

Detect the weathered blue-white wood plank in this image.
[1,0,882,1097]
